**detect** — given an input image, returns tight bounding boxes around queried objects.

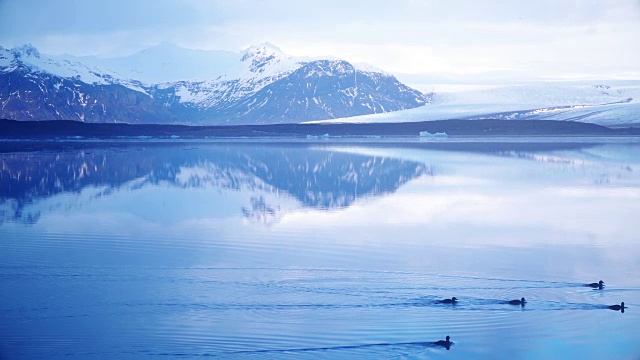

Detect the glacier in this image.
[310,81,640,126]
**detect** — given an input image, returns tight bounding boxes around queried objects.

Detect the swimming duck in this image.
[434,336,453,349]
[508,297,527,306]
[587,280,605,288]
[608,302,625,311]
[439,297,458,304]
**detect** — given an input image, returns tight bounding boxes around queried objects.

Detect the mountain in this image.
[0,43,429,124]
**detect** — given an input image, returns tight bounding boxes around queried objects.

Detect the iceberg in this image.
[419,131,448,139]
[306,133,330,140]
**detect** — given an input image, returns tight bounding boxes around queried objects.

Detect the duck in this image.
[439,297,458,304]
[434,335,453,349]
[587,280,605,288]
[608,302,625,311]
[508,297,527,306]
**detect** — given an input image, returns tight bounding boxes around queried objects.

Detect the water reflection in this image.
[0,144,431,225]
[1,140,639,359]
[215,338,454,357]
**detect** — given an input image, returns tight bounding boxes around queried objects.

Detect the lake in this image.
[1,138,639,359]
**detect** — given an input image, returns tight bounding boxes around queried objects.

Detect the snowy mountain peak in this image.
[354,62,391,76]
[11,44,41,59]
[241,42,284,58]
[238,43,299,77]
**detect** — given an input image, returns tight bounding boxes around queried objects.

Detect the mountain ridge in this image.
[0,43,429,124]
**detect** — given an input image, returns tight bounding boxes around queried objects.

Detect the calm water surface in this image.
[1,139,639,359]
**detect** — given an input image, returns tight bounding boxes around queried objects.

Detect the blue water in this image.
[1,139,639,359]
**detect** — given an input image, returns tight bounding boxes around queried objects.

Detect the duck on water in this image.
[434,336,453,350]
[608,302,626,312]
[508,297,527,306]
[587,280,605,289]
[438,297,458,304]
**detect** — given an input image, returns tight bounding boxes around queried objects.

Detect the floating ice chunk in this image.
[419,131,448,138]
[307,133,330,140]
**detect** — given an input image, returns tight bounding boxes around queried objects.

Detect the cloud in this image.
[0,0,209,35]
[0,0,638,79]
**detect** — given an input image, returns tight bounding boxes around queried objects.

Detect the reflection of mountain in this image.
[0,144,431,224]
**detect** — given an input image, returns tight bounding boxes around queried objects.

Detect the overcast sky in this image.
[1,0,639,82]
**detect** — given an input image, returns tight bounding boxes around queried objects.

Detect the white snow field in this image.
[310,81,640,126]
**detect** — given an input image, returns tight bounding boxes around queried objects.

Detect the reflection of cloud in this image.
[274,174,640,247]
[547,187,640,199]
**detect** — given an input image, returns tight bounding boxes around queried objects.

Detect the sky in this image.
[1,0,639,82]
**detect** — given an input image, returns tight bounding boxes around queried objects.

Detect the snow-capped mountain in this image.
[0,43,429,124]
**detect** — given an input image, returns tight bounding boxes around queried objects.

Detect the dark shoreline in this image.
[2,118,640,139]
